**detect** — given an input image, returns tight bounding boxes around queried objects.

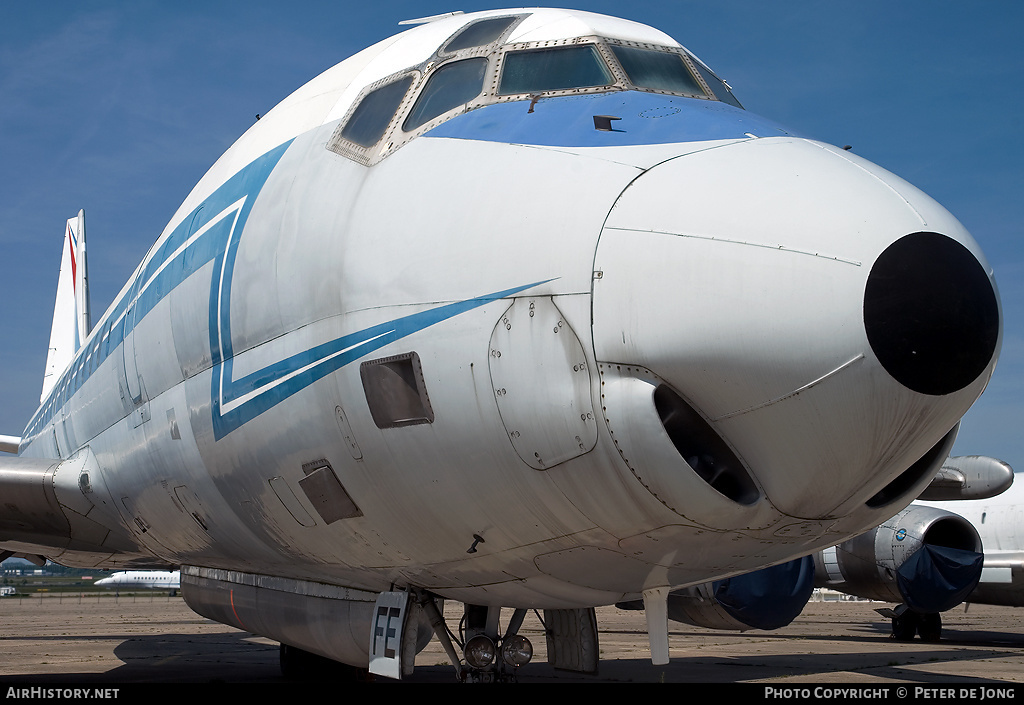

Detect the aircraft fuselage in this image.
[12,9,1001,613]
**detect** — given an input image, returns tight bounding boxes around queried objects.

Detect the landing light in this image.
[501,634,534,667]
[464,635,496,668]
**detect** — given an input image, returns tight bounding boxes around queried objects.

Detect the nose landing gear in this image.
[881,604,943,642]
[419,593,535,683]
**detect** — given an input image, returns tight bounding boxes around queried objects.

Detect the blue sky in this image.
[1,1,1022,480]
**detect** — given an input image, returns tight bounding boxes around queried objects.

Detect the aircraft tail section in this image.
[40,210,91,403]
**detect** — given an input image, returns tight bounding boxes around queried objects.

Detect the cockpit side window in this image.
[498,45,613,95]
[443,16,518,53]
[340,75,415,147]
[688,59,743,108]
[404,57,488,131]
[611,45,706,97]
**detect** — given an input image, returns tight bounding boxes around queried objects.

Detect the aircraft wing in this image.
[970,551,1024,607]
[0,449,152,567]
[0,435,20,454]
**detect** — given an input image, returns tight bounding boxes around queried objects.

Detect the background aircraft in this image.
[95,570,180,594]
[816,466,1023,640]
[923,478,1024,609]
[0,5,1011,680]
[641,460,1019,642]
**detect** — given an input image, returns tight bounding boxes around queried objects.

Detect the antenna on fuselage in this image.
[398,11,464,25]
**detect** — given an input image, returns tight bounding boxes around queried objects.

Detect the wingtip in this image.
[0,435,20,454]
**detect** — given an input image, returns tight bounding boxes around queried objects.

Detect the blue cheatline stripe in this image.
[200,142,553,438]
[24,141,293,440]
[424,90,795,148]
[25,135,551,445]
[210,279,551,439]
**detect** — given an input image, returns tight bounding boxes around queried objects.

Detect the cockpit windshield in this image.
[404,58,488,131]
[611,45,706,97]
[498,45,614,95]
[331,17,745,165]
[340,75,415,148]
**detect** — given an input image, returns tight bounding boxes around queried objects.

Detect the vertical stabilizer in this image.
[41,210,91,402]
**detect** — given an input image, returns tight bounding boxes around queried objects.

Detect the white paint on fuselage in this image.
[14,9,1001,609]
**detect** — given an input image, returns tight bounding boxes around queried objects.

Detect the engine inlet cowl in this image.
[815,504,983,612]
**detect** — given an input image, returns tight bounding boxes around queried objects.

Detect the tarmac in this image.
[0,593,1022,688]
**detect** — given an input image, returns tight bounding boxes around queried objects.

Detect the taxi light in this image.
[464,635,496,668]
[501,634,534,667]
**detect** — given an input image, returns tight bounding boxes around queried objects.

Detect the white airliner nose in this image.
[592,137,1000,521]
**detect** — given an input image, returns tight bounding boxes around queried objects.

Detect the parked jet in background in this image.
[0,9,1003,681]
[816,462,1022,640]
[618,457,1014,636]
[95,570,180,594]
[925,475,1024,608]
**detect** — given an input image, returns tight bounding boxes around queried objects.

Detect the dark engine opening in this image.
[923,517,981,553]
[866,425,956,509]
[654,384,760,506]
[863,232,998,396]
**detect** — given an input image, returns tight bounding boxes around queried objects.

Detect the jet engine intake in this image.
[814,504,983,614]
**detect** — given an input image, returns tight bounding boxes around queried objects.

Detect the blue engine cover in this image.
[896,544,984,614]
[713,555,815,630]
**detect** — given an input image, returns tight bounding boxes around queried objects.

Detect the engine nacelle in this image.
[617,556,814,631]
[814,504,983,613]
[918,455,1015,501]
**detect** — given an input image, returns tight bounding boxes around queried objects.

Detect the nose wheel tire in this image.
[890,609,942,641]
[891,610,919,641]
[918,612,942,642]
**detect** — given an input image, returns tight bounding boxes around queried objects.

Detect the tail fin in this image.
[40,210,91,402]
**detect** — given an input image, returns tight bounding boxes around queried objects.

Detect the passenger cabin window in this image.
[404,58,488,131]
[443,16,517,52]
[340,75,414,147]
[498,45,613,95]
[611,45,706,97]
